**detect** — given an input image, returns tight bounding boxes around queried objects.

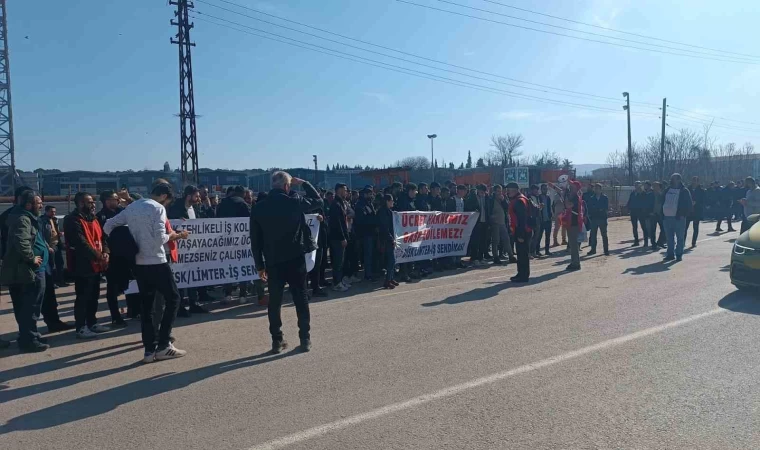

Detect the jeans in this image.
[9,272,46,346]
[663,216,687,259]
[384,243,396,282]
[344,238,359,278]
[589,219,609,253]
[362,236,374,279]
[471,222,489,261]
[540,220,552,252]
[567,225,581,268]
[309,245,325,290]
[330,240,345,285]
[685,218,700,245]
[74,275,101,331]
[267,257,311,342]
[134,263,181,352]
[631,214,649,244]
[42,272,61,326]
[53,248,65,284]
[490,223,513,260]
[515,236,530,279]
[651,215,666,247]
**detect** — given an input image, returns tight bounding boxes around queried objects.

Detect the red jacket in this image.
[165,220,178,264]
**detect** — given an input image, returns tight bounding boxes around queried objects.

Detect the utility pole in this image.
[313,154,318,186]
[427,134,437,182]
[171,0,199,186]
[622,92,633,185]
[660,98,667,181]
[0,0,16,195]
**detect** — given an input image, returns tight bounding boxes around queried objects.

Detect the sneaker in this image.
[76,327,98,339]
[221,295,232,305]
[664,255,676,261]
[383,281,396,289]
[587,250,596,256]
[154,343,187,361]
[189,304,209,314]
[177,307,191,318]
[239,296,248,305]
[19,341,49,353]
[390,280,400,286]
[90,323,110,333]
[675,256,683,262]
[604,251,610,256]
[142,351,156,364]
[492,259,504,265]
[566,265,581,272]
[312,289,328,297]
[300,338,312,352]
[508,256,518,264]
[632,241,640,247]
[332,282,349,292]
[271,340,288,354]
[46,321,74,333]
[350,275,362,284]
[510,275,529,283]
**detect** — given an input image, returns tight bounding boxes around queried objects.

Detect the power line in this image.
[196,8,659,109]
[666,119,760,140]
[195,0,660,108]
[193,15,663,117]
[476,0,760,60]
[667,112,760,133]
[667,106,760,127]
[396,0,760,65]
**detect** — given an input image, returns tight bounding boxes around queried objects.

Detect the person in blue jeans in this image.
[377,194,399,289]
[662,173,693,262]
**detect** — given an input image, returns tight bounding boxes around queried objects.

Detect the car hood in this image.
[736,219,760,250]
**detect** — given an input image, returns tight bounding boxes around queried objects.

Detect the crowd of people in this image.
[1,171,758,358]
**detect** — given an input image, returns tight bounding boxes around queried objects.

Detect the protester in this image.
[198,184,216,218]
[377,194,398,289]
[562,181,585,271]
[466,184,491,266]
[64,192,113,338]
[329,183,351,291]
[506,183,530,282]
[650,182,666,250]
[716,181,736,232]
[586,183,609,256]
[1,191,49,352]
[0,185,33,259]
[250,171,322,354]
[104,181,190,363]
[662,173,693,262]
[40,205,67,288]
[216,185,252,303]
[739,177,760,233]
[685,176,705,247]
[167,185,210,314]
[429,182,444,212]
[354,187,378,282]
[627,181,649,247]
[551,187,567,247]
[535,184,553,256]
[96,190,128,326]
[489,185,515,265]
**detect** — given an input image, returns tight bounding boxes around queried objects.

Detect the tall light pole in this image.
[622,92,633,186]
[427,134,437,182]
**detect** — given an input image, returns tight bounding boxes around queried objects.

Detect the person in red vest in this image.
[561,181,585,272]
[506,183,531,283]
[64,192,111,339]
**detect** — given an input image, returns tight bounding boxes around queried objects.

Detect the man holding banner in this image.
[250,171,323,354]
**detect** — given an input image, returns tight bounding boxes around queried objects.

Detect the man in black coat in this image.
[585,183,609,255]
[716,182,737,232]
[685,176,705,247]
[354,188,378,282]
[626,182,649,246]
[429,182,444,212]
[217,185,252,303]
[250,171,322,354]
[328,183,350,290]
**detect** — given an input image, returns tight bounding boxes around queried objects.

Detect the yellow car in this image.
[731,214,760,292]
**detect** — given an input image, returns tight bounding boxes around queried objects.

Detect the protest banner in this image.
[393,211,479,264]
[126,214,319,292]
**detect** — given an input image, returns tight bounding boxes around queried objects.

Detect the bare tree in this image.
[489,134,524,167]
[561,158,574,171]
[394,156,431,170]
[529,150,560,169]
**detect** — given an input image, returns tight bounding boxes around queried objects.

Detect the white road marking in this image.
[246,307,728,450]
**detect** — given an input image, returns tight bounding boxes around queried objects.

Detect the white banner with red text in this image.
[393,211,479,264]
[126,215,319,292]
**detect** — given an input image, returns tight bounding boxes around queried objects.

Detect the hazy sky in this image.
[10,0,760,172]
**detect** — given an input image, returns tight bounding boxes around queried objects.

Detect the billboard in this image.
[504,167,530,189]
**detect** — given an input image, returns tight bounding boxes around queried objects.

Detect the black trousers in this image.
[471,222,489,260]
[541,220,552,252]
[105,276,123,322]
[53,249,66,284]
[42,272,61,326]
[650,215,666,247]
[267,257,311,342]
[589,219,609,252]
[685,218,700,245]
[134,263,180,352]
[9,272,45,346]
[630,214,649,243]
[515,238,530,279]
[716,210,734,230]
[74,275,101,331]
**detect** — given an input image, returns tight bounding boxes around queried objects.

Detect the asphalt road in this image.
[1,219,758,450]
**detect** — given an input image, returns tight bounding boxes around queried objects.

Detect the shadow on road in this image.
[0,349,300,434]
[421,269,569,307]
[718,290,760,314]
[622,259,677,275]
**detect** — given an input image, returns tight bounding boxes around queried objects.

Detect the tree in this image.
[489,133,524,167]
[466,150,473,169]
[529,150,560,169]
[434,159,439,169]
[448,162,456,170]
[476,157,485,168]
[458,162,465,170]
[395,156,431,170]
[561,158,574,171]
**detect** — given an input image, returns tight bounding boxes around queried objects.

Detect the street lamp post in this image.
[427,134,437,182]
[622,92,633,186]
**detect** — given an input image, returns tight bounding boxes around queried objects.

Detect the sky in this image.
[9,0,760,172]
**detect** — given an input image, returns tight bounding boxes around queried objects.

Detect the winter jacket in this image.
[662,186,693,219]
[689,186,705,219]
[63,209,109,277]
[377,206,395,244]
[429,195,444,212]
[585,194,609,222]
[216,195,250,219]
[328,198,350,242]
[0,207,47,285]
[444,196,457,213]
[353,197,377,239]
[395,194,418,213]
[167,201,199,220]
